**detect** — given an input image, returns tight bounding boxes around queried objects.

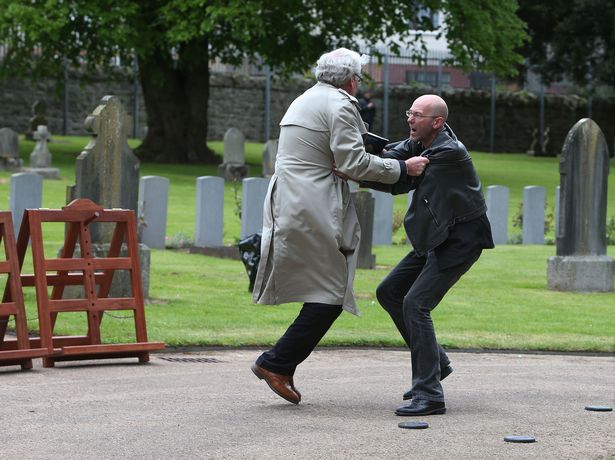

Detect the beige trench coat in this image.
[252,82,402,315]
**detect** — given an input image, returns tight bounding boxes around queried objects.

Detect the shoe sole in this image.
[395,407,446,416]
[251,364,300,405]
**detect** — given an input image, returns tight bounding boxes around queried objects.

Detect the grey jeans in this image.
[376,249,480,402]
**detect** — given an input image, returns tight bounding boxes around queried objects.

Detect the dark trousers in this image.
[376,250,480,402]
[256,302,343,376]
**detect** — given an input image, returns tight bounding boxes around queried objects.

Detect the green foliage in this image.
[517,0,615,87]
[606,217,615,245]
[0,0,528,80]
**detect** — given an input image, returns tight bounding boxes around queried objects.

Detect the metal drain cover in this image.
[158,356,224,363]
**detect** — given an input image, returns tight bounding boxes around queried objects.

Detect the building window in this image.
[406,70,450,87]
[409,8,441,30]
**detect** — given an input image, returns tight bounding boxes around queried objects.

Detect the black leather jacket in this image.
[364,124,487,255]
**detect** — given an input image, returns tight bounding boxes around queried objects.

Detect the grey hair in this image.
[314,48,362,87]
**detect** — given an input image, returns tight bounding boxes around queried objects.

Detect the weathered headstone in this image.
[486,185,509,245]
[554,186,560,236]
[522,186,545,244]
[138,176,169,249]
[195,176,224,247]
[548,119,614,292]
[24,125,60,179]
[354,191,376,269]
[0,127,23,170]
[262,139,278,178]
[70,95,149,298]
[26,100,47,141]
[240,177,269,239]
[370,190,393,245]
[10,172,42,235]
[218,128,249,181]
[74,95,140,242]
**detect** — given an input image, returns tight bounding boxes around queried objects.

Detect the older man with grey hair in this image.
[250,48,429,405]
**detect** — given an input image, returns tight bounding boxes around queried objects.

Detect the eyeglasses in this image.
[354,74,362,83]
[405,110,439,119]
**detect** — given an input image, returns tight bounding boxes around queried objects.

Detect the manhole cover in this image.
[158,356,224,363]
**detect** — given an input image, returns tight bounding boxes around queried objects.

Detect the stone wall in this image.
[1,71,614,155]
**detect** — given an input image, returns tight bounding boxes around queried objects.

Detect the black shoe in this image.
[402,365,454,400]
[395,399,446,416]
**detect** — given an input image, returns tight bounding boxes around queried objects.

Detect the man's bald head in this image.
[414,94,448,121]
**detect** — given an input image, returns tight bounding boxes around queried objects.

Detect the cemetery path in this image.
[1,349,613,459]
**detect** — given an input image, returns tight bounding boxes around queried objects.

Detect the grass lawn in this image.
[3,135,615,353]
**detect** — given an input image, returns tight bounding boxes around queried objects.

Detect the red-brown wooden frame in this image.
[0,211,50,369]
[16,199,165,367]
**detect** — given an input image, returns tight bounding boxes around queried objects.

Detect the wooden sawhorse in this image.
[0,212,51,369]
[17,199,165,367]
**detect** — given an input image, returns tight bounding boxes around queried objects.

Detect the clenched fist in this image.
[405,156,429,176]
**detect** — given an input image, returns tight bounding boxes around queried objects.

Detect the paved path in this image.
[2,349,614,459]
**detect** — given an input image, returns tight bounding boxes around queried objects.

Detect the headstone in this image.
[354,191,375,269]
[486,185,509,245]
[218,128,249,181]
[262,139,278,178]
[71,95,149,298]
[74,95,140,243]
[195,176,224,247]
[24,125,60,179]
[240,177,269,239]
[26,100,47,141]
[0,127,23,170]
[370,190,393,245]
[10,172,42,235]
[548,118,614,292]
[522,186,545,244]
[138,176,169,249]
[554,186,560,236]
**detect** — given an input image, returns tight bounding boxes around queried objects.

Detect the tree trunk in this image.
[135,39,218,164]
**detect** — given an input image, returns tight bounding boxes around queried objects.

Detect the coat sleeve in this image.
[360,138,423,195]
[329,101,401,184]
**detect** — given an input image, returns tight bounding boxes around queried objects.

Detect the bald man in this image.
[364,95,494,416]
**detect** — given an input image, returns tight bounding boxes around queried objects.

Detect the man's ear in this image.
[434,117,445,129]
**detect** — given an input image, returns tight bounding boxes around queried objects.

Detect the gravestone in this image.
[0,127,23,170]
[522,186,545,244]
[262,139,278,178]
[354,191,375,269]
[240,177,269,239]
[26,100,48,141]
[70,95,149,298]
[554,186,560,236]
[74,95,140,242]
[218,128,249,181]
[486,185,508,245]
[195,176,224,247]
[9,172,42,235]
[138,176,169,249]
[24,125,60,179]
[548,119,614,292]
[370,190,393,245]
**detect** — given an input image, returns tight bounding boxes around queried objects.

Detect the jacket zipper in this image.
[423,197,440,226]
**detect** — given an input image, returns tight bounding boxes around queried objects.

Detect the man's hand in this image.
[332,163,357,182]
[405,156,429,176]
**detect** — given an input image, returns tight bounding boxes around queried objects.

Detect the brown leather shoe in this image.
[251,363,301,404]
[289,376,301,399]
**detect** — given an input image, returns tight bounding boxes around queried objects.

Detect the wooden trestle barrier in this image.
[0,212,51,369]
[15,198,165,368]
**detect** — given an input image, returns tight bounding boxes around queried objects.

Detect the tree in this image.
[517,0,615,89]
[0,0,527,163]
